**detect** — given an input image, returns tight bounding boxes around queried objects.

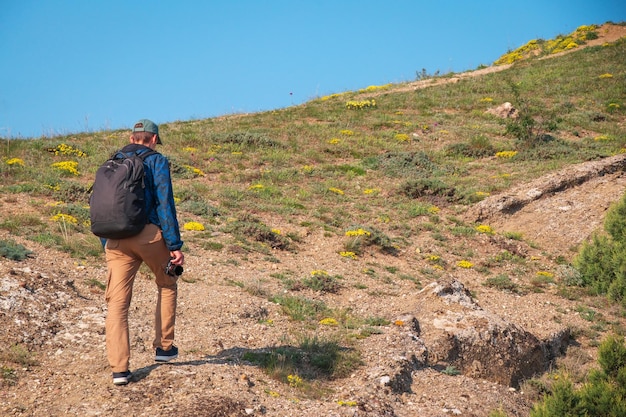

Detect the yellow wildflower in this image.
[183,221,205,231]
[495,151,518,159]
[49,143,87,157]
[457,260,473,269]
[378,214,390,223]
[51,213,78,224]
[576,25,595,32]
[345,228,371,237]
[363,188,380,195]
[6,158,25,166]
[183,165,205,177]
[345,99,376,110]
[320,93,342,101]
[475,224,494,235]
[51,160,79,176]
[45,184,61,192]
[361,84,390,92]
[319,318,339,326]
[287,374,303,387]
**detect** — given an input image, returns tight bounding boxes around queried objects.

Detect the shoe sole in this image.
[154,353,178,362]
[113,376,131,385]
[112,371,132,385]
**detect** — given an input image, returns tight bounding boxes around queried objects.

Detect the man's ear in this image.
[129,134,135,143]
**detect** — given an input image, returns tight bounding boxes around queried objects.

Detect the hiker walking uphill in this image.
[90,119,184,386]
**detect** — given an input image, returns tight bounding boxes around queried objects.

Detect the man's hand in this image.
[169,250,184,265]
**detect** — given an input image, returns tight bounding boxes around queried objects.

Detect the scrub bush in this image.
[530,334,626,417]
[574,192,626,306]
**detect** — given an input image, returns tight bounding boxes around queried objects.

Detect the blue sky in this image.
[1,1,624,139]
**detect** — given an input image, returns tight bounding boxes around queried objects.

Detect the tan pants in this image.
[104,224,178,373]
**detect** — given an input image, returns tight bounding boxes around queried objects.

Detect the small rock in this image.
[238,373,254,388]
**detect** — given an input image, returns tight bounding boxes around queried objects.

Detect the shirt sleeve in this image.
[151,155,184,251]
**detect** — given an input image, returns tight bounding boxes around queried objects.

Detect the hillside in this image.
[1,23,626,416]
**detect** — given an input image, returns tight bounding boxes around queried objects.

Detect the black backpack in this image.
[89,149,157,239]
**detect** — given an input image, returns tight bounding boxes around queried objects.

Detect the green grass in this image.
[242,334,362,397]
[269,295,329,321]
[0,239,33,260]
[483,274,520,293]
[0,344,38,368]
[85,278,106,290]
[301,271,343,293]
[0,366,18,387]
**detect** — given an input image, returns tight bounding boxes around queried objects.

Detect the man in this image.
[103,119,184,386]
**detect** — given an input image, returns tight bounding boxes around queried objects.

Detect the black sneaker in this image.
[155,345,178,362]
[112,371,132,386]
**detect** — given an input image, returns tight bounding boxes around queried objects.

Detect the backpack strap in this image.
[112,149,158,161]
[137,149,158,161]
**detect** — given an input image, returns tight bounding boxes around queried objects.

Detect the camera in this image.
[165,261,184,277]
